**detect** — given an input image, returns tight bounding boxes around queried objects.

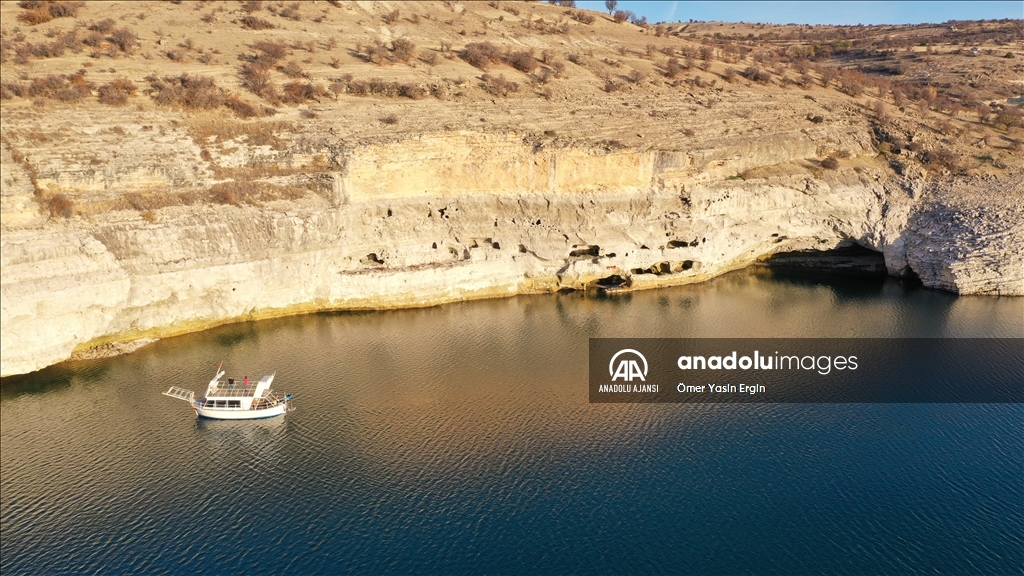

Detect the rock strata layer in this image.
[2,131,1021,377]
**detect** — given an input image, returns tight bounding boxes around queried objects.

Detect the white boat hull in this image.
[195,402,288,420]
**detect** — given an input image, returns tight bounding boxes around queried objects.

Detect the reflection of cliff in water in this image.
[0,360,111,399]
[756,244,890,276]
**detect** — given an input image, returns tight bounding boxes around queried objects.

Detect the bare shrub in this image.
[392,38,416,62]
[211,182,243,206]
[280,60,306,78]
[328,74,352,97]
[742,66,771,83]
[462,42,501,69]
[364,43,389,65]
[382,9,400,24]
[223,94,275,118]
[16,73,91,102]
[28,41,67,59]
[995,107,1023,130]
[109,28,139,53]
[603,77,624,92]
[480,74,518,97]
[240,16,275,30]
[872,100,888,121]
[612,10,628,23]
[665,58,683,78]
[570,10,595,24]
[281,81,325,104]
[82,31,105,47]
[240,63,273,96]
[54,86,82,102]
[46,1,82,18]
[626,69,646,84]
[166,49,188,63]
[253,40,288,64]
[46,194,75,218]
[279,3,301,20]
[922,147,961,172]
[243,0,263,13]
[18,8,54,25]
[380,114,399,125]
[399,83,427,100]
[89,18,117,34]
[148,74,224,109]
[97,77,137,105]
[819,66,839,87]
[839,71,865,97]
[506,50,538,73]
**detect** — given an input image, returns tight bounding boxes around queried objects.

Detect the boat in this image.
[163,364,293,420]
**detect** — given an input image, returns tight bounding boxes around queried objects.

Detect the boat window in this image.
[215,400,226,408]
[228,400,241,408]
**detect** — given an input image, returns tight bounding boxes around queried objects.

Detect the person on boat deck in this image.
[244,376,249,386]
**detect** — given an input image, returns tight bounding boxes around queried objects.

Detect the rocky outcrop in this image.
[2,130,1021,377]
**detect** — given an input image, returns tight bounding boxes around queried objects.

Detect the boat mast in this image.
[206,361,226,396]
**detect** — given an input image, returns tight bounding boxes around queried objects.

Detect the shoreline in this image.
[5,262,1014,383]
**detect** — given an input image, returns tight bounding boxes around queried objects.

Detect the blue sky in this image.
[575,1,1023,26]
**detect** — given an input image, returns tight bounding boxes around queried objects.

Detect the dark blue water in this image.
[2,270,1022,575]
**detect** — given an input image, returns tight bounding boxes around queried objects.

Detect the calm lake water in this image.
[2,269,1022,575]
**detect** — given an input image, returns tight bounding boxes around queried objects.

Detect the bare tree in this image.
[605,0,617,14]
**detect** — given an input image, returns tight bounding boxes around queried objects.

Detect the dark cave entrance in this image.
[757,244,889,276]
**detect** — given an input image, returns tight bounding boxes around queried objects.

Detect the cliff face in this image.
[3,126,1021,377]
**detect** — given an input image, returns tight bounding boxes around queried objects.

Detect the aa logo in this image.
[609,349,648,382]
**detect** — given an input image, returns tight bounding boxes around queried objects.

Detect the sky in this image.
[575,1,1024,26]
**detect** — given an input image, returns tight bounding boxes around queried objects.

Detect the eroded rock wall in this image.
[2,131,1021,377]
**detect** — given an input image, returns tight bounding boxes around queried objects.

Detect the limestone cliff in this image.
[2,125,1021,377]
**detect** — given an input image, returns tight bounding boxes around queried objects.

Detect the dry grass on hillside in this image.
[1,1,1021,216]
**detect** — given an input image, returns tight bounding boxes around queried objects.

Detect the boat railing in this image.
[207,383,259,398]
[163,386,195,402]
[249,392,291,408]
[191,390,291,409]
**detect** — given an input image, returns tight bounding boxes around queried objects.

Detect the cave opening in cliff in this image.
[594,274,630,289]
[569,245,600,258]
[758,244,888,276]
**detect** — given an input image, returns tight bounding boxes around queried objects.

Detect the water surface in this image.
[2,270,1022,574]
